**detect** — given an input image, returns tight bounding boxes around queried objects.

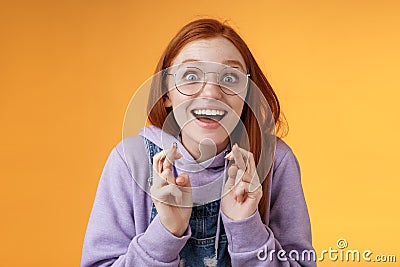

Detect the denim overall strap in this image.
[144,137,162,187]
[144,138,230,267]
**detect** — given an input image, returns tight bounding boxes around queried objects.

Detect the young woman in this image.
[81,19,315,267]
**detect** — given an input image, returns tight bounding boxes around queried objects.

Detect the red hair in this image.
[147,18,288,224]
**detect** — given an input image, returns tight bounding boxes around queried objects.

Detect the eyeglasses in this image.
[165,65,250,96]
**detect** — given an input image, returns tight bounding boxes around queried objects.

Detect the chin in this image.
[188,123,230,147]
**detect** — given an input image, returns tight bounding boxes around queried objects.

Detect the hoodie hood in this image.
[139,125,229,204]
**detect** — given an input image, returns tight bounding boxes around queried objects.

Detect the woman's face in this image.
[164,37,248,159]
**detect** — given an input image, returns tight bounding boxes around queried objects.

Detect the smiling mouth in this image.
[191,109,227,122]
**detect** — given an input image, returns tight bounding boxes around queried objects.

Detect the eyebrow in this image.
[223,60,246,71]
[180,59,246,71]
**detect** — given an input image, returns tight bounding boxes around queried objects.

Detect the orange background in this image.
[1,0,399,266]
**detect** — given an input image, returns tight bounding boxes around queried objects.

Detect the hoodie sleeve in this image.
[221,146,316,267]
[81,146,191,267]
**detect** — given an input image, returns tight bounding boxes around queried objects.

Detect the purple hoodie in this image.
[81,126,316,266]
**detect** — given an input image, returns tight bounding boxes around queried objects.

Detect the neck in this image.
[181,134,229,162]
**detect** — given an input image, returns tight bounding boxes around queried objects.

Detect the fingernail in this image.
[173,142,177,148]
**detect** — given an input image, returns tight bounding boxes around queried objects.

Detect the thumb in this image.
[176,173,191,187]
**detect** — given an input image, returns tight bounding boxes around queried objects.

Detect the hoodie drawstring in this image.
[214,151,230,259]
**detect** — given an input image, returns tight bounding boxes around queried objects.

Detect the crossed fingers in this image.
[224,144,261,202]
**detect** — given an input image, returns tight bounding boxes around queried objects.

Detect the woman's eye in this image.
[222,74,237,83]
[184,73,200,81]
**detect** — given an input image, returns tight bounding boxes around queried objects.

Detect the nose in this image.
[200,73,222,99]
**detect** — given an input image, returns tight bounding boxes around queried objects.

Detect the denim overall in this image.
[145,138,230,267]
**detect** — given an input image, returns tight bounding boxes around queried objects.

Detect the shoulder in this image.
[273,137,301,175]
[269,138,304,205]
[96,136,149,182]
[275,137,294,158]
[93,136,152,203]
[98,136,147,180]
[113,135,148,171]
[115,135,146,154]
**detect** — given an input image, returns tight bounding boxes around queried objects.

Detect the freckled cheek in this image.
[231,100,245,117]
[168,93,187,109]
[169,98,193,127]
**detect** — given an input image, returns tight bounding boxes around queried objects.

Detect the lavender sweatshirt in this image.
[81,126,316,266]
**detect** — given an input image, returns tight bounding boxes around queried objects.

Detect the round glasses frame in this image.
[165,66,250,96]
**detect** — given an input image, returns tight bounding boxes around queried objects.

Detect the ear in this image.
[163,94,172,108]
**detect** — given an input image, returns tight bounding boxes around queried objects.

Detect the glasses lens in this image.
[174,67,204,95]
[168,63,249,96]
[219,67,248,95]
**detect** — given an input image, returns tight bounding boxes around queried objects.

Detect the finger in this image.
[163,142,182,172]
[175,176,185,187]
[234,145,251,157]
[152,184,183,204]
[231,144,246,170]
[249,175,262,193]
[176,174,192,207]
[241,154,254,183]
[245,153,261,192]
[153,144,182,186]
[231,147,255,184]
[153,150,166,174]
[162,167,177,185]
[224,165,238,192]
[235,169,246,185]
[235,146,255,166]
[228,164,238,181]
[237,179,258,202]
[234,182,246,203]
[176,173,190,187]
[152,167,170,187]
[224,151,233,160]
[225,145,253,166]
[238,147,254,173]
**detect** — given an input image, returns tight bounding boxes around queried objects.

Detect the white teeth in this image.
[193,109,225,116]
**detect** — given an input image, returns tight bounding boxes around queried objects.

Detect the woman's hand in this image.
[221,144,263,221]
[150,143,192,237]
